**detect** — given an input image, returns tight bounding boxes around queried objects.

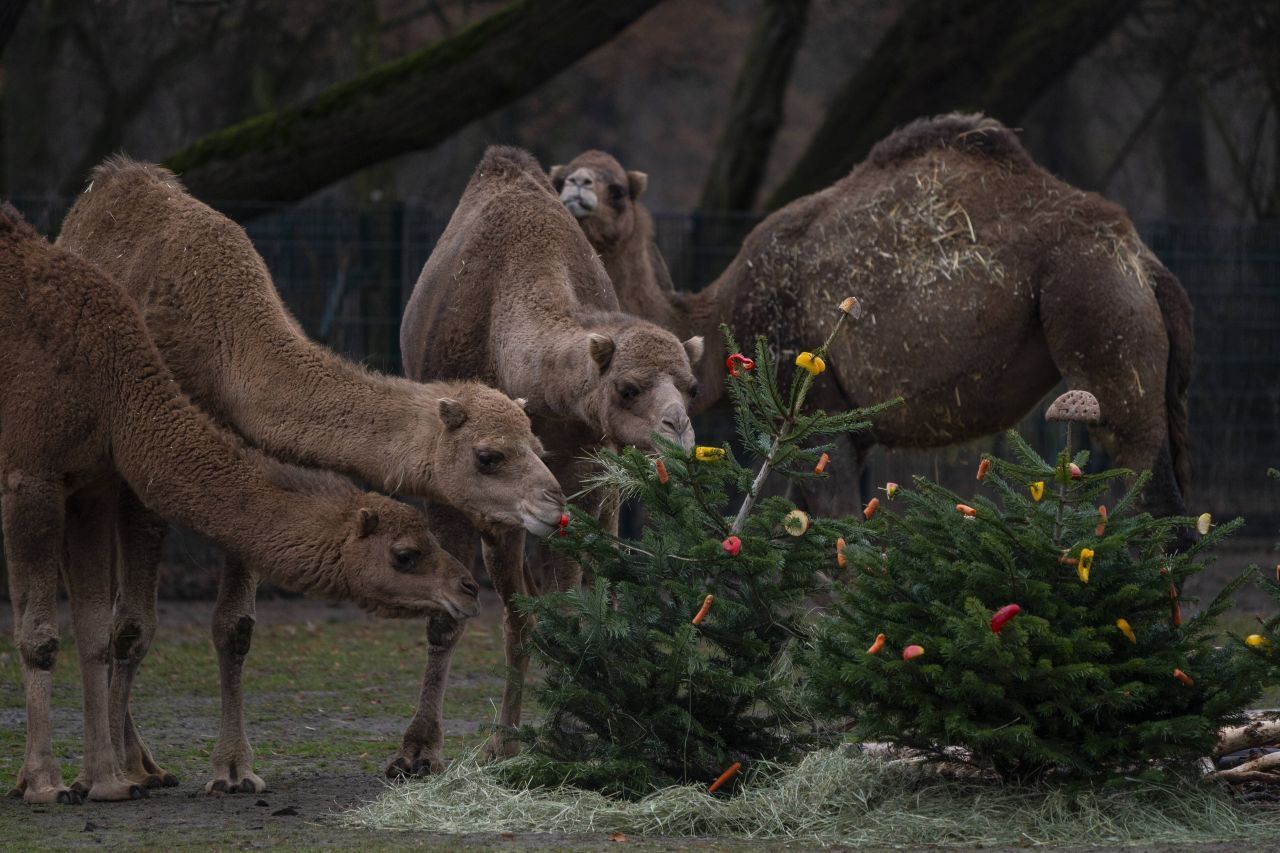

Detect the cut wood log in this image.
[1205,749,1280,784]
[1215,716,1280,756]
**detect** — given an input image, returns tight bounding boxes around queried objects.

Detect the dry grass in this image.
[342,746,1280,845]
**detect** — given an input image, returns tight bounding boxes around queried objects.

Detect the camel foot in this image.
[385,752,447,780]
[22,784,82,805]
[143,771,180,789]
[205,771,266,795]
[482,733,522,762]
[88,778,148,802]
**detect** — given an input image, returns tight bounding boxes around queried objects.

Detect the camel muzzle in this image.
[658,408,695,452]
[519,487,567,537]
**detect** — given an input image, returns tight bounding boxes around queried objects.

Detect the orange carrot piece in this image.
[815,452,830,474]
[692,594,714,625]
[867,633,886,655]
[956,504,976,517]
[836,537,847,569]
[1173,668,1194,686]
[655,458,669,484]
[976,459,991,481]
[708,761,742,793]
[863,497,880,520]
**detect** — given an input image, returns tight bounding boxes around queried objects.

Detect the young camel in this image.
[551,115,1195,520]
[56,157,563,785]
[0,204,478,805]
[401,146,703,759]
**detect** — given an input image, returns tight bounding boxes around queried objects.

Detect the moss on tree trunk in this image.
[766,0,1138,209]
[164,0,666,214]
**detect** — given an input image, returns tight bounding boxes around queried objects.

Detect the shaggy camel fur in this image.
[402,146,703,759]
[56,158,562,784]
[0,204,478,805]
[554,116,1194,519]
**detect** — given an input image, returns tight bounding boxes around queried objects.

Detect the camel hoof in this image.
[56,789,82,806]
[129,784,147,800]
[385,758,412,780]
[6,787,21,799]
[208,779,228,795]
[159,772,179,788]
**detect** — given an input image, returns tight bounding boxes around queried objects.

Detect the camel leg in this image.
[1038,254,1185,517]
[206,555,265,794]
[388,502,477,778]
[3,473,78,805]
[109,489,178,788]
[63,483,146,802]
[482,527,531,762]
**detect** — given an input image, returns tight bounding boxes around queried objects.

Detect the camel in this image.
[55,157,564,784]
[0,203,478,805]
[552,115,1194,520]
[401,145,704,759]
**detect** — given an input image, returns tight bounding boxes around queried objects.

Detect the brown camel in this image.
[56,157,563,784]
[0,203,478,805]
[552,115,1194,519]
[401,145,703,759]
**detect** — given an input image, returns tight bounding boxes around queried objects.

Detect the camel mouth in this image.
[519,505,563,538]
[444,595,481,620]
[656,424,696,452]
[561,192,595,218]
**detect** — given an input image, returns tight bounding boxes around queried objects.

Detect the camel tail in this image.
[1148,257,1194,502]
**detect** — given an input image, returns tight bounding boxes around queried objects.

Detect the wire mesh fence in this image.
[5,198,1279,591]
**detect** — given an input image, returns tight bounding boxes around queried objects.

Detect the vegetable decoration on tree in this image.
[505,300,897,796]
[807,390,1264,781]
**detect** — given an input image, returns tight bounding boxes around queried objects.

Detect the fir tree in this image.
[507,298,896,796]
[807,397,1265,781]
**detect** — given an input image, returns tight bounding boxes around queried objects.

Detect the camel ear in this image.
[356,507,379,538]
[438,397,468,430]
[548,164,567,190]
[683,335,705,364]
[587,333,615,373]
[627,170,648,199]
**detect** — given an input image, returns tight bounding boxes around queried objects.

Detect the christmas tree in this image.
[807,394,1265,781]
[506,298,896,796]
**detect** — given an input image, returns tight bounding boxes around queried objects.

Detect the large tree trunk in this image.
[765,0,1138,209]
[164,0,666,212]
[698,0,810,212]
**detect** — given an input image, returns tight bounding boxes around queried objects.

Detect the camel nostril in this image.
[542,487,566,506]
[460,577,480,598]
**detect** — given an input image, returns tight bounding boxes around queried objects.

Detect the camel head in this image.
[577,314,702,451]
[549,150,646,252]
[340,494,481,621]
[428,384,566,538]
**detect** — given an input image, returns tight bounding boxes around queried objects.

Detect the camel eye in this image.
[552,177,565,192]
[391,546,420,571]
[688,382,700,400]
[475,449,505,473]
[608,183,626,201]
[617,382,640,403]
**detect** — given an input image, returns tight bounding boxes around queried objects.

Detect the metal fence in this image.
[8,198,1280,542]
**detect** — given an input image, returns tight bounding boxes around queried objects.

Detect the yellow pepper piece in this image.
[1077,547,1094,583]
[694,446,725,462]
[795,351,826,375]
[1246,634,1270,650]
[1029,481,1045,502]
[1116,618,1136,644]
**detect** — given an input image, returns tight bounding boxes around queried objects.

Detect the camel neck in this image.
[106,345,349,593]
[221,325,437,496]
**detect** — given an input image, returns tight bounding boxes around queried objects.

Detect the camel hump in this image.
[0,202,40,240]
[88,153,183,190]
[868,113,1034,170]
[474,145,548,184]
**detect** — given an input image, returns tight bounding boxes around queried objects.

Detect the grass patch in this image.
[343,747,1280,846]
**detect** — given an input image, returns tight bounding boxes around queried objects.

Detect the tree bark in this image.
[765,0,1139,210]
[698,0,809,212]
[164,0,667,212]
